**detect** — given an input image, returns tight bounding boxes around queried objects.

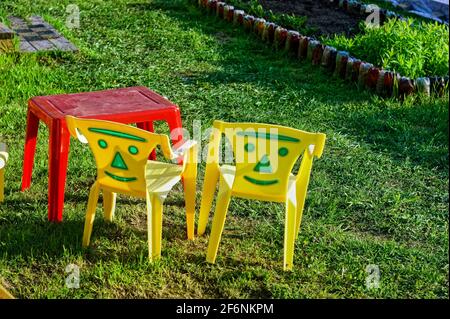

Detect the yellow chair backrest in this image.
[66,116,175,197]
[207,121,326,201]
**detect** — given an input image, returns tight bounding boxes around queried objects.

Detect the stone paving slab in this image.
[19,40,37,52]
[0,15,78,53]
[0,23,14,39]
[29,39,56,51]
[49,37,78,51]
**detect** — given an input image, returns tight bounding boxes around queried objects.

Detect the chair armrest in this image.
[314,133,326,158]
[65,116,89,144]
[171,140,198,160]
[0,143,8,169]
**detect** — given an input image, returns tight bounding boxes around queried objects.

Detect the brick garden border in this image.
[195,0,449,99]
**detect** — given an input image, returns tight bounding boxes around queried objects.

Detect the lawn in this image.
[0,0,448,299]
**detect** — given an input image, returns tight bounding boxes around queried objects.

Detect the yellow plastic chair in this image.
[0,142,8,202]
[0,283,14,299]
[198,121,326,270]
[66,116,198,261]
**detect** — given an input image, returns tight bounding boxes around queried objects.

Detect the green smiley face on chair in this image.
[238,131,300,186]
[89,127,147,183]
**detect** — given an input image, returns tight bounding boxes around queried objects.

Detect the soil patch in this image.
[260,0,364,37]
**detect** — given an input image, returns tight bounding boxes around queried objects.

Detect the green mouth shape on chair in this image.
[244,175,278,186]
[105,171,137,182]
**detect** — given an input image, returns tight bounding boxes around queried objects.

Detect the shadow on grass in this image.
[0,218,84,259]
[0,194,193,263]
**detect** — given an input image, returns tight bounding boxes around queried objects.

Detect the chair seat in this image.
[145,160,183,195]
[219,165,296,203]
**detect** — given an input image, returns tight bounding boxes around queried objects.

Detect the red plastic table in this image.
[21,86,184,223]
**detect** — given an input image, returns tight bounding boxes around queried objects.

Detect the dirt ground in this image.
[260,0,364,37]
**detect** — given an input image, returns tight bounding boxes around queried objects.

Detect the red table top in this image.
[29,86,178,122]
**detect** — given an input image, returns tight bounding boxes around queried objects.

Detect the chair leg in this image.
[103,191,117,222]
[284,199,297,271]
[198,164,220,236]
[295,204,305,241]
[0,169,4,203]
[295,156,313,240]
[82,182,100,248]
[146,193,164,261]
[183,176,196,240]
[206,178,232,264]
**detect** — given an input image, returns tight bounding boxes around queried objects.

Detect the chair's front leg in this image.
[103,191,117,222]
[295,154,313,240]
[183,175,196,240]
[284,198,297,271]
[206,177,232,264]
[198,164,220,236]
[182,144,198,240]
[0,169,4,203]
[82,181,100,248]
[146,192,164,261]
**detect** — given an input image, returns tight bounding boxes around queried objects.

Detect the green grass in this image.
[0,0,448,298]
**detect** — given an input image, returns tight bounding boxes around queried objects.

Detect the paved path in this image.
[7,15,77,53]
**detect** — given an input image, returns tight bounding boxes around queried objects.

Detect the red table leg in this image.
[167,109,184,147]
[166,109,189,199]
[166,109,184,165]
[137,121,157,160]
[21,109,40,191]
[48,120,70,222]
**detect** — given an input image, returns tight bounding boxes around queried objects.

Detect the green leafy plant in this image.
[248,0,265,17]
[323,18,449,78]
[271,12,313,34]
[227,0,315,35]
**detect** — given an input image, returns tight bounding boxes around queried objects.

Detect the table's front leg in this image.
[48,119,70,222]
[166,109,184,165]
[21,109,40,191]
[137,122,156,160]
